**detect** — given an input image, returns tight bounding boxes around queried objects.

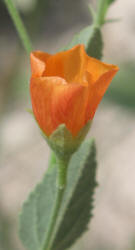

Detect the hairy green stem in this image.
[3,0,33,54]
[42,158,68,250]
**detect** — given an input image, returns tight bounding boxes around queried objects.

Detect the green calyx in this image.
[42,121,92,161]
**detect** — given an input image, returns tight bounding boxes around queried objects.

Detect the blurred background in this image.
[0,0,135,249]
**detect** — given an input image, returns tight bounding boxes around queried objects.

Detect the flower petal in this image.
[30,51,50,77]
[44,44,87,84]
[85,68,119,121]
[30,45,119,137]
[30,76,89,136]
[86,55,118,82]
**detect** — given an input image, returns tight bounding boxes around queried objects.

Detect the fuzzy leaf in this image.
[19,139,97,250]
[64,25,103,59]
[35,166,57,244]
[19,165,57,250]
[19,191,39,250]
[51,139,97,250]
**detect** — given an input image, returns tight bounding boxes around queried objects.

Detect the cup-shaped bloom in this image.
[30,45,119,137]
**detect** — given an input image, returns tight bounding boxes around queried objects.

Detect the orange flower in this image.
[30,45,119,137]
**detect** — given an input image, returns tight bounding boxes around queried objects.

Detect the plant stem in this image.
[95,0,108,27]
[42,158,68,250]
[49,152,57,169]
[3,0,33,54]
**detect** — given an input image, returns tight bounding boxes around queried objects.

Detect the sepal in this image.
[42,122,91,160]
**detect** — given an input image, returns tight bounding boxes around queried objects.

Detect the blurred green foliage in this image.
[105,61,135,110]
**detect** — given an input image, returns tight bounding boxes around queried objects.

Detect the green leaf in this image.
[19,165,57,250]
[51,139,97,250]
[19,139,97,250]
[35,166,58,244]
[64,25,103,59]
[19,191,39,250]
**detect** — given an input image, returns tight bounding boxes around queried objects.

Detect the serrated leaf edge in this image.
[19,164,56,250]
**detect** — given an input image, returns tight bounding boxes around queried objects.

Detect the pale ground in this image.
[1,103,135,250]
